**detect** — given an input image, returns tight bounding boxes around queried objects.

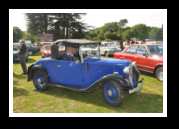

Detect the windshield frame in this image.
[79,44,101,63]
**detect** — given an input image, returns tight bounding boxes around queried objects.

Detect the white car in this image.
[100,41,121,56]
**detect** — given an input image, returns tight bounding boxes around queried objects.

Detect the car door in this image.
[136,46,153,72]
[45,59,85,89]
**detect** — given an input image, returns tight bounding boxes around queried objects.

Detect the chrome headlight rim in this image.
[123,62,136,87]
[123,66,130,74]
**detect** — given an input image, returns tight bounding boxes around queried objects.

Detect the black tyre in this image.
[155,66,163,81]
[32,70,48,91]
[103,80,125,106]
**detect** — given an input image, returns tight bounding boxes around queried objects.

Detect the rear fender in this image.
[27,64,47,81]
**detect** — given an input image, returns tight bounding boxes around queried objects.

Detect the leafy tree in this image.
[117,19,128,50]
[24,32,40,43]
[13,27,23,42]
[148,27,163,40]
[130,24,149,40]
[26,13,87,40]
[104,32,119,40]
[48,13,86,39]
[26,13,49,35]
[118,19,128,28]
[121,28,133,41]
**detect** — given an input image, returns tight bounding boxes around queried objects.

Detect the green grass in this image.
[13,55,163,113]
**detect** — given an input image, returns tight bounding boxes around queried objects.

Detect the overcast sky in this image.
[11,9,165,31]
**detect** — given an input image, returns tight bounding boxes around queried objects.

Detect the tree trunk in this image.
[44,14,48,33]
[120,40,124,50]
[66,27,69,39]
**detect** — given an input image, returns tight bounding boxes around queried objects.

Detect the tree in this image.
[13,27,23,42]
[22,31,40,43]
[104,32,120,40]
[48,13,86,39]
[117,19,128,50]
[121,27,133,41]
[148,27,163,40]
[26,13,49,35]
[130,24,149,40]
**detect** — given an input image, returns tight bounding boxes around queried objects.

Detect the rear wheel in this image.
[103,80,125,106]
[32,70,48,91]
[155,66,163,81]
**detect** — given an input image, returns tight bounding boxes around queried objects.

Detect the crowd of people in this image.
[123,40,146,47]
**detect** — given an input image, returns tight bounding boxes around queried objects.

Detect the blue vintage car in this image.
[27,39,143,106]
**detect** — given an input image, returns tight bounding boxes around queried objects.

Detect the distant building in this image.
[39,33,54,46]
[39,33,53,42]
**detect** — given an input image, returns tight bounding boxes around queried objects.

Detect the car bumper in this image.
[129,78,144,94]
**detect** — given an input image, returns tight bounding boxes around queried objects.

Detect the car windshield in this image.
[80,44,100,59]
[148,45,163,55]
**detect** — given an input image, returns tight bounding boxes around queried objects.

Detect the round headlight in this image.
[123,66,129,74]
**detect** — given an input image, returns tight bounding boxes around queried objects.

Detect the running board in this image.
[47,83,89,92]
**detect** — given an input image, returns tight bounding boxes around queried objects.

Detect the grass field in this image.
[13,54,163,113]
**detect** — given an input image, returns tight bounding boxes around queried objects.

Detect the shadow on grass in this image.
[140,71,156,78]
[13,61,20,64]
[13,86,29,97]
[41,86,163,112]
[13,72,27,80]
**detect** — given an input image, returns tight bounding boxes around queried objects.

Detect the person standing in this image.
[51,43,59,59]
[19,40,28,74]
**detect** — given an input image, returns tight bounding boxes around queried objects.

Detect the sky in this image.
[11,9,165,31]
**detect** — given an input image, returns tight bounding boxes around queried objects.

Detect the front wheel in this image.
[155,66,163,81]
[103,80,124,106]
[32,70,48,91]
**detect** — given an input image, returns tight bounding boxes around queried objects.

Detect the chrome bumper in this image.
[129,78,144,94]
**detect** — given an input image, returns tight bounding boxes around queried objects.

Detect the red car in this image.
[40,45,51,58]
[40,44,66,58]
[113,44,163,81]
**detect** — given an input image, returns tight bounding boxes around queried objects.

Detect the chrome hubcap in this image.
[158,71,163,81]
[37,78,44,87]
[108,90,112,96]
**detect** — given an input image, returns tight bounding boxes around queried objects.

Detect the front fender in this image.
[88,73,129,90]
[27,64,47,81]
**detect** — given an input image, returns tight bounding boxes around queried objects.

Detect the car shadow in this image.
[42,86,163,112]
[140,71,156,78]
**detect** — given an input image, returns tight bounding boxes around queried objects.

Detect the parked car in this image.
[40,44,52,58]
[27,39,143,106]
[113,44,163,81]
[26,43,40,55]
[13,43,28,62]
[100,41,121,56]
